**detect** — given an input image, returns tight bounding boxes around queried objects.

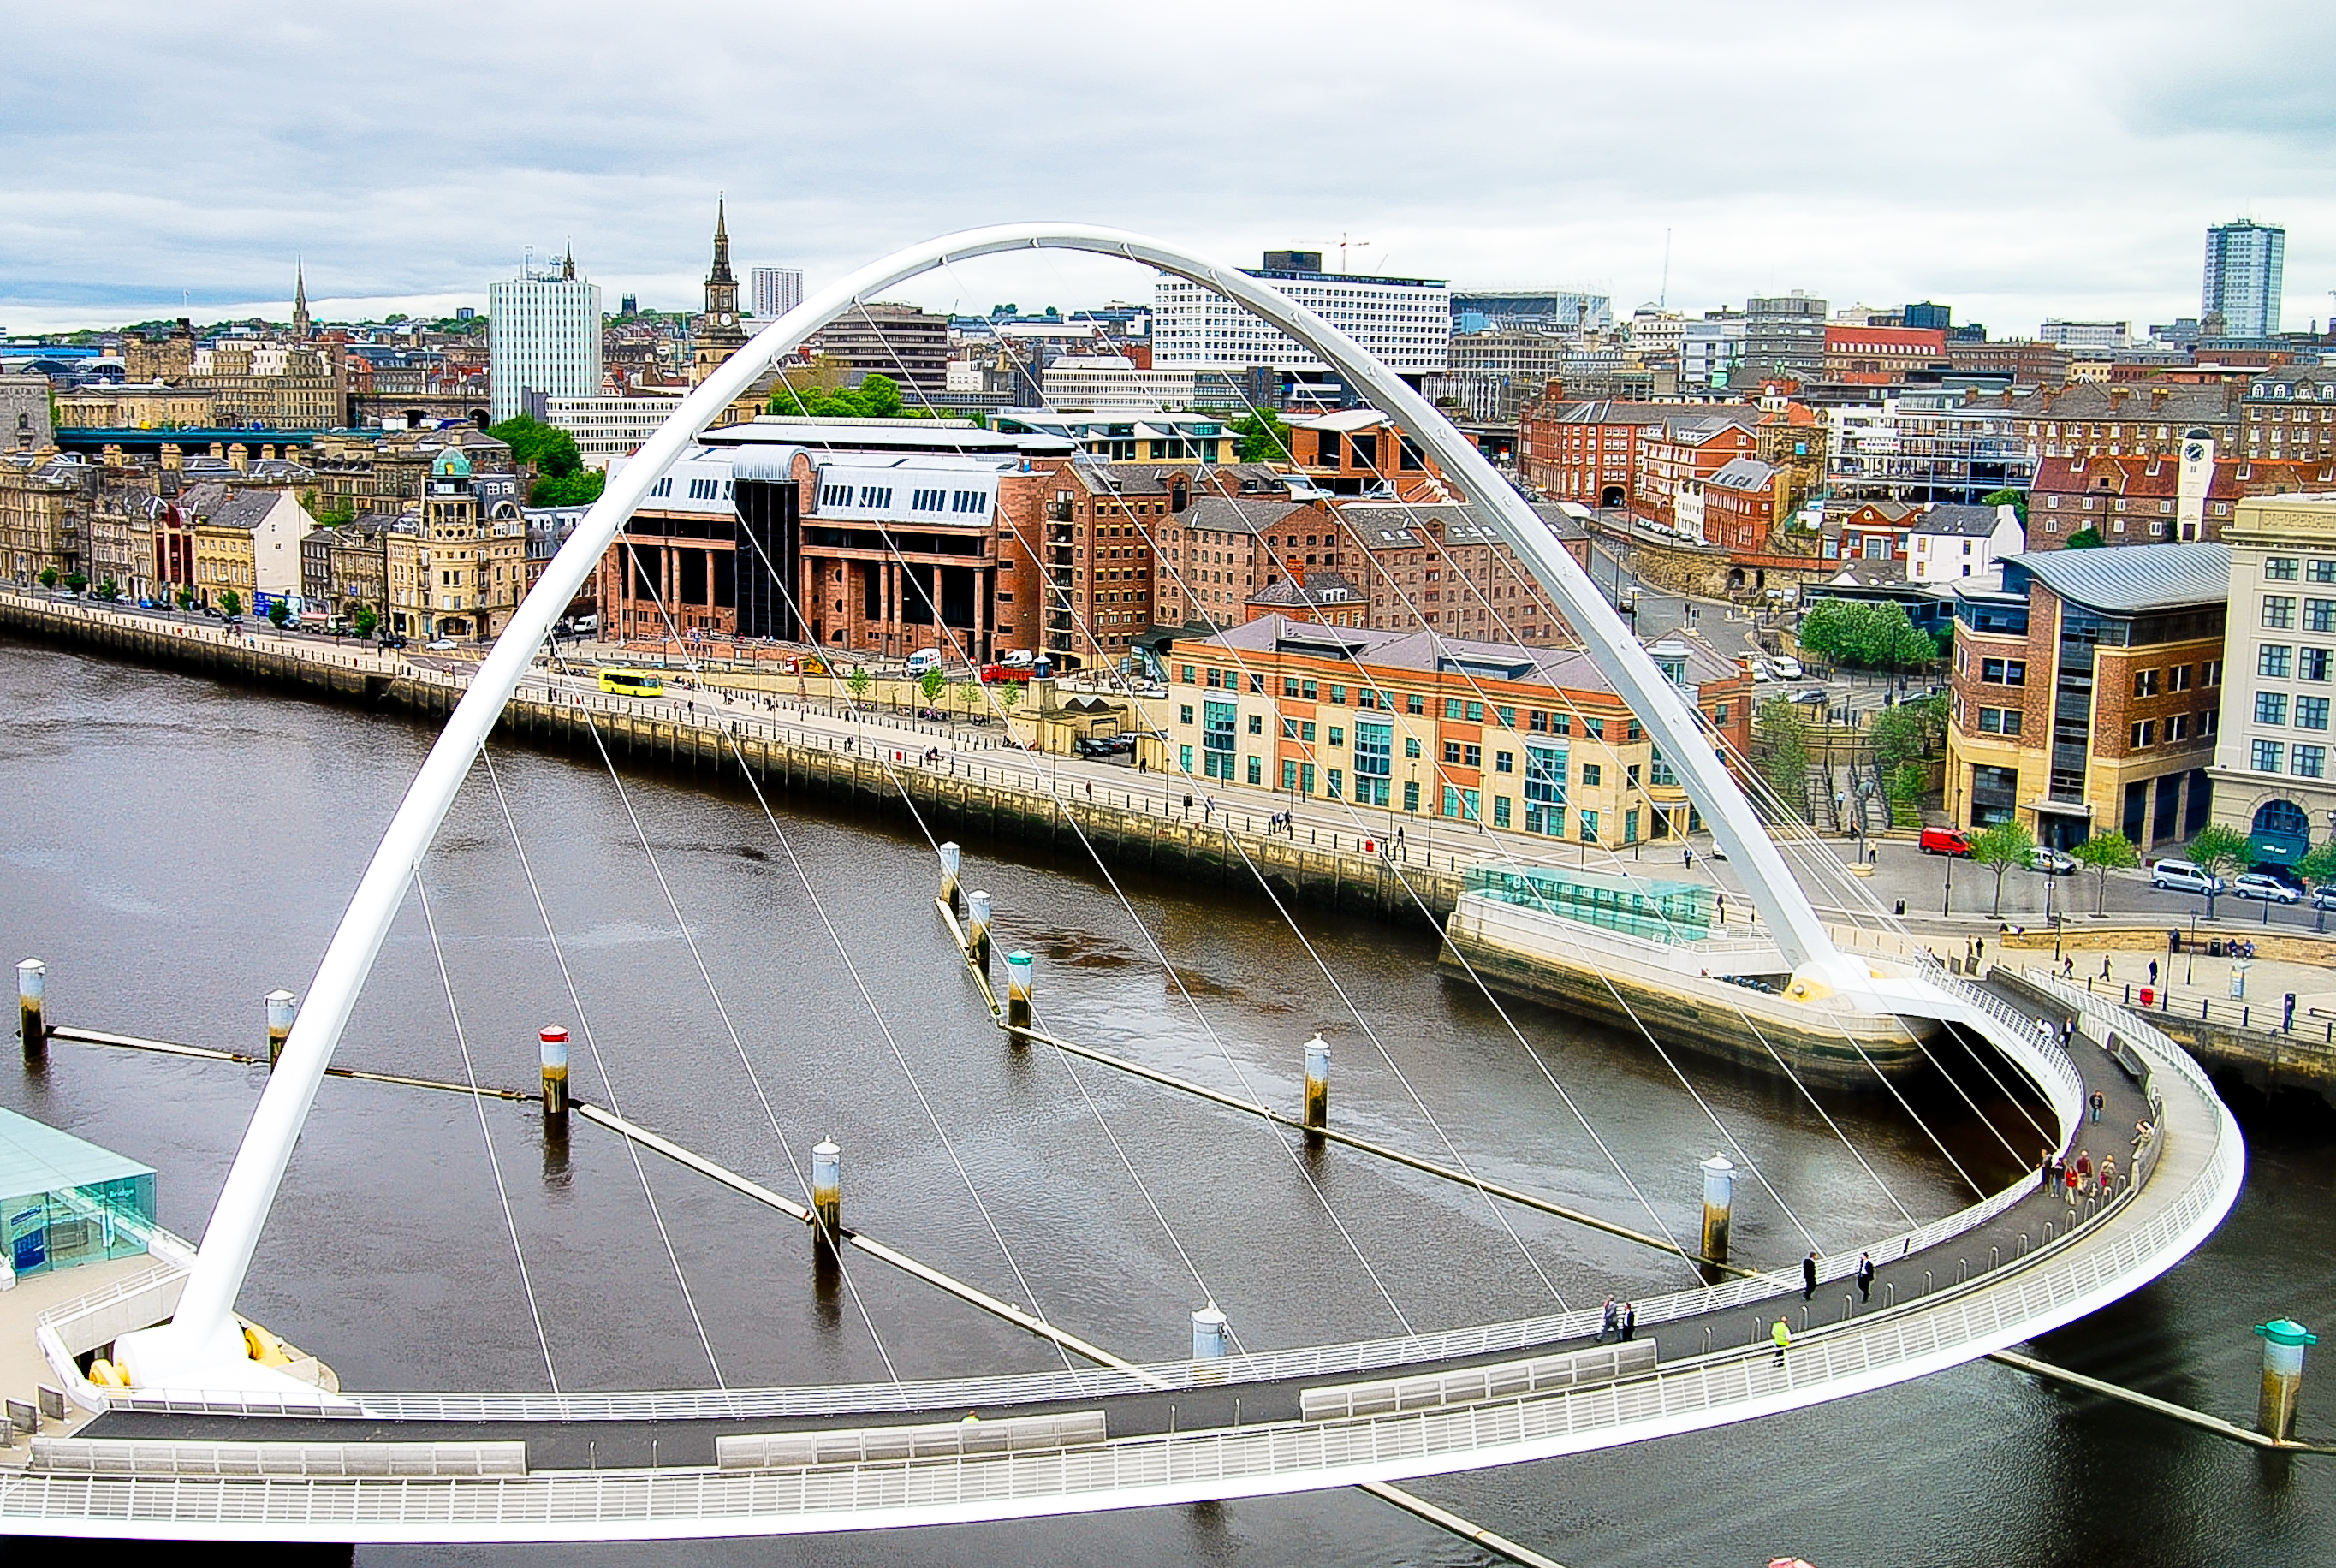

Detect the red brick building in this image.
[1822,324,1946,385]
[2026,450,2336,549]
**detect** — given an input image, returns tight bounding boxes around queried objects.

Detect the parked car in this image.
[2027,846,2078,876]
[425,638,457,651]
[2311,886,2336,912]
[1073,734,1135,759]
[2232,872,2302,904]
[2149,859,2226,896]
[905,648,943,676]
[1771,656,1805,680]
[1918,827,1972,857]
[377,633,408,650]
[1000,649,1036,669]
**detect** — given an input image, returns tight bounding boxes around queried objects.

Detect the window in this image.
[2202,659,2224,686]
[2167,714,2190,742]
[1584,717,1604,739]
[1353,720,1392,805]
[2305,649,2333,682]
[2170,664,2194,692]
[1495,750,1514,774]
[1178,704,1194,725]
[1247,714,1263,734]
[2298,696,2330,731]
[1246,757,1263,785]
[1328,769,1343,799]
[1328,727,1345,746]
[1180,664,1196,684]
[2311,560,2336,585]
[2257,692,2289,725]
[2265,595,2297,628]
[1579,808,1600,843]
[1496,705,1516,727]
[1626,763,1642,788]
[2296,745,2327,779]
[1977,707,2023,736]
[1403,780,1420,812]
[2132,668,2161,698]
[1302,680,1318,700]
[1981,658,2027,686]
[2130,720,2155,748]
[2252,739,2284,772]
[1442,786,1482,822]
[2267,557,2300,580]
[1580,763,1603,787]
[1406,693,1424,715]
[2309,600,2336,633]
[2260,644,2292,678]
[1201,699,1236,780]
[1330,685,1347,704]
[1284,718,1301,739]
[1493,796,1512,828]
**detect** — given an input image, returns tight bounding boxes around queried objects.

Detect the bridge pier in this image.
[1302,1035,1329,1139]
[266,989,296,1069]
[17,959,45,1066]
[966,889,991,971]
[1005,951,1034,1035]
[1700,1155,1735,1265]
[2256,1319,2317,1441]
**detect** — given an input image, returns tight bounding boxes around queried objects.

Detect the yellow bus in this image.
[597,668,666,696]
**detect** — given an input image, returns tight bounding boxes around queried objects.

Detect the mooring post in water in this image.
[2256,1318,2317,1441]
[938,841,961,912]
[966,888,992,970]
[1192,1304,1230,1362]
[1302,1033,1330,1137]
[539,1026,570,1128]
[811,1139,842,1244]
[1005,950,1034,1034]
[17,959,45,1066]
[265,989,295,1069]
[1701,1154,1736,1264]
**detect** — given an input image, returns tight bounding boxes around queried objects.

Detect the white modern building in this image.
[1153,251,1449,378]
[487,258,603,425]
[544,395,687,469]
[2037,320,2136,352]
[1679,317,1745,389]
[2209,491,2336,870]
[2203,220,2285,340]
[750,266,805,318]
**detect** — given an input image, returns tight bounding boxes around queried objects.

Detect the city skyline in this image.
[2,1,2329,336]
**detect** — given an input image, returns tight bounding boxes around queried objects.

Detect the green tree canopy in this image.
[2186,822,2251,917]
[1796,599,1937,670]
[1970,819,2038,917]
[1886,763,1927,829]
[2071,830,2140,912]
[1981,487,2028,523]
[1233,410,1294,464]
[352,605,378,638]
[767,373,933,420]
[2297,840,2336,888]
[219,589,243,619]
[2065,526,2105,549]
[1869,692,1947,772]
[487,414,584,479]
[1753,698,1810,822]
[531,470,605,507]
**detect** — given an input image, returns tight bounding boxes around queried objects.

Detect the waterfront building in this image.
[1945,543,2229,849]
[51,382,218,431]
[2203,219,2285,340]
[544,395,687,470]
[1331,502,1589,646]
[488,250,603,425]
[0,451,89,581]
[2241,365,2336,461]
[750,264,805,319]
[1287,409,1457,502]
[383,448,526,639]
[300,517,394,621]
[2207,492,2336,870]
[691,200,751,386]
[162,482,316,610]
[1153,251,1450,389]
[308,428,519,518]
[0,1105,157,1283]
[86,491,164,602]
[1160,617,1749,846]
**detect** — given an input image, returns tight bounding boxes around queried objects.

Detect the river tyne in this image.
[3,638,2333,1567]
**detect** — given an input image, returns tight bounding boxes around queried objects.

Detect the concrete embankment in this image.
[0,592,1461,928]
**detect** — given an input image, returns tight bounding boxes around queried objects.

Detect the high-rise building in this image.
[1153,251,1450,385]
[487,247,603,425]
[751,266,805,318]
[1740,292,1828,385]
[2203,219,2285,339]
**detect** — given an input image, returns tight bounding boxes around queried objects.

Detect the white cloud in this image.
[2,0,2330,336]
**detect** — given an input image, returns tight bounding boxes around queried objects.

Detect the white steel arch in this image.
[118,223,1867,1390]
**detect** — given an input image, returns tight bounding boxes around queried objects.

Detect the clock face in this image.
[2184,443,2205,461]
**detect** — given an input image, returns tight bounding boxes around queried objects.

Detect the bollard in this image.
[1005,950,1034,1033]
[2256,1318,2317,1441]
[966,889,992,971]
[539,1026,570,1126]
[1192,1304,1230,1361]
[17,959,45,1066]
[1302,1034,1330,1135]
[938,841,962,912]
[811,1139,842,1240]
[265,989,295,1069]
[1701,1154,1736,1264]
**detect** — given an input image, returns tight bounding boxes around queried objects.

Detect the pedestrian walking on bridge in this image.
[1857,1252,1875,1303]
[1802,1250,1818,1301]
[1771,1319,1792,1364]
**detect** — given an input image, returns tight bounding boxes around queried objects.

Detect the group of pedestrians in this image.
[1597,1297,1639,1343]
[2040,1144,2119,1203]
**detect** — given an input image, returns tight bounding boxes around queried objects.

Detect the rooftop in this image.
[2000,543,2232,615]
[0,1105,153,1199]
[1911,502,2013,537]
[1192,615,1740,691]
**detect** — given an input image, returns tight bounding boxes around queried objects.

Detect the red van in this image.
[1918,827,1973,857]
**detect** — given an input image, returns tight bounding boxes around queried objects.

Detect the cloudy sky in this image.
[4,0,2330,336]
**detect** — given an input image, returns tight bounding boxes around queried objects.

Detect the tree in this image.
[2185,823,2250,920]
[1887,763,1927,829]
[1869,692,1947,772]
[38,566,57,589]
[219,589,242,619]
[1970,819,2037,918]
[268,599,292,628]
[919,668,947,708]
[2297,840,2336,888]
[63,571,87,594]
[93,578,120,602]
[486,414,585,479]
[766,373,932,421]
[352,605,378,639]
[175,589,195,610]
[1753,698,1810,821]
[531,469,605,507]
[846,665,873,707]
[1981,487,2028,525]
[2071,830,2141,913]
[1233,409,1294,465]
[2065,526,2105,549]
[1795,598,1936,673]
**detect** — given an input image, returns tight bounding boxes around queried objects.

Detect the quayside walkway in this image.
[0,968,2241,1543]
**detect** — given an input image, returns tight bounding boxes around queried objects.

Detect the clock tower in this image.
[692,198,750,384]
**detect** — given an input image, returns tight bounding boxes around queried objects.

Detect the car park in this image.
[2149,859,2226,896]
[2232,872,2302,904]
[2027,847,2078,876]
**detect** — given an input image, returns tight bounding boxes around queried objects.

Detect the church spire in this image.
[562,241,575,282]
[293,258,310,340]
[710,195,734,286]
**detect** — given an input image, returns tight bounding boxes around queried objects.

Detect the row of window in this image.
[2250,740,2329,778]
[2130,712,2214,747]
[2263,558,2336,582]
[2256,645,2333,681]
[2263,596,2336,632]
[2254,692,2333,728]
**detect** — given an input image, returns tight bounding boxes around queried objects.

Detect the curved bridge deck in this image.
[0,971,2243,1541]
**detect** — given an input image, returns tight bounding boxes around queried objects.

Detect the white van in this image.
[2149,859,2226,896]
[905,649,943,676]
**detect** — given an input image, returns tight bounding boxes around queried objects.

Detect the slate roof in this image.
[2001,543,2231,615]
[1911,503,2012,537]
